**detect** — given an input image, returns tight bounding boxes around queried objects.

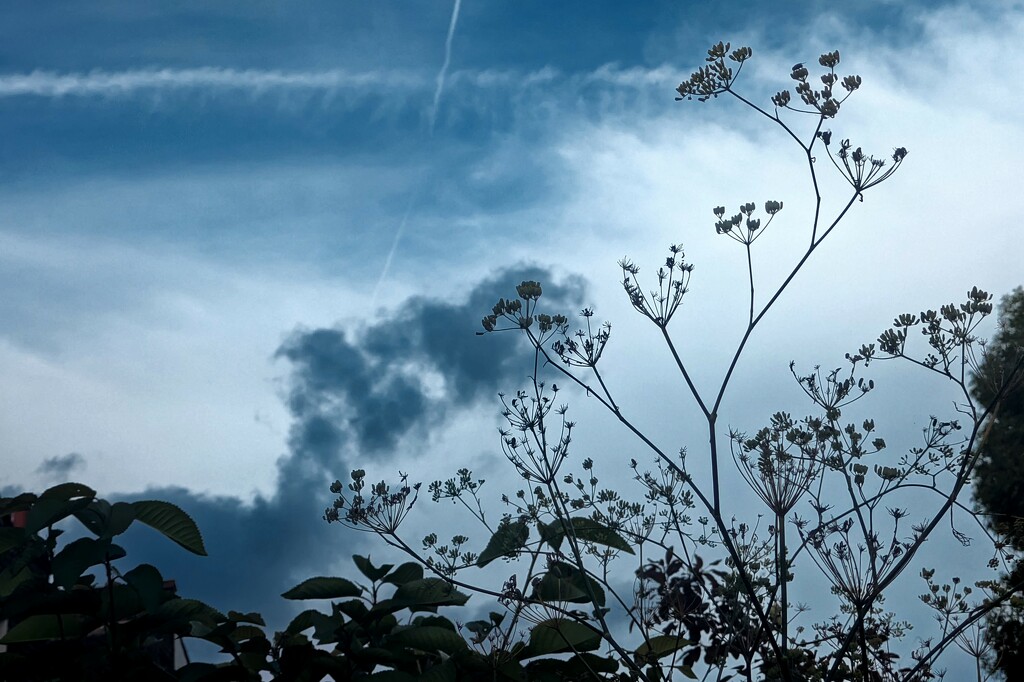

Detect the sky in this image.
[2,0,1023,673]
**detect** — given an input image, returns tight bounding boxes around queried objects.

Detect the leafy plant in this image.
[329,43,1024,681]
[968,287,1024,679]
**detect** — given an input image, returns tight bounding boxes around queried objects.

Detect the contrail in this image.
[375,0,462,305]
[370,190,418,309]
[428,0,462,135]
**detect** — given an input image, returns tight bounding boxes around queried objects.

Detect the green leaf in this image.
[227,610,266,626]
[354,554,392,582]
[124,563,166,613]
[526,653,620,678]
[388,625,468,654]
[634,634,692,660]
[284,608,322,635]
[39,482,96,502]
[155,598,224,629]
[539,517,634,554]
[0,614,95,643]
[390,578,470,610]
[382,561,424,586]
[282,576,362,600]
[0,564,34,599]
[106,502,137,537]
[74,499,136,539]
[521,618,602,658]
[131,500,207,555]
[0,526,26,553]
[24,496,94,534]
[531,561,605,607]
[227,624,266,643]
[51,537,124,589]
[477,519,529,567]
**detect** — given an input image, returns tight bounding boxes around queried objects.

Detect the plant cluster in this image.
[329,43,1024,682]
[3,42,1022,682]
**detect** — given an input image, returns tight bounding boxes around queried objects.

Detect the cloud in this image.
[0,67,422,99]
[118,265,586,626]
[35,452,86,480]
[0,63,678,106]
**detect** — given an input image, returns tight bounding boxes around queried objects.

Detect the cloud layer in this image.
[119,265,585,624]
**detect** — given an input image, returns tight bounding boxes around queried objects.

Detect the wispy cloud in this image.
[36,452,86,480]
[0,63,680,101]
[0,67,422,98]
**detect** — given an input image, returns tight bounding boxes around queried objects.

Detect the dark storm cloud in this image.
[36,452,85,480]
[279,264,585,456]
[117,265,586,626]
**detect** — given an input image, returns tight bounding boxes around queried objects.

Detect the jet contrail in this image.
[375,0,462,306]
[428,0,462,135]
[370,191,418,309]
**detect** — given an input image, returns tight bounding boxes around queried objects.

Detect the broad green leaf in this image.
[284,608,322,635]
[100,582,145,621]
[131,500,207,555]
[382,561,424,586]
[635,634,692,660]
[227,624,266,643]
[105,501,137,537]
[390,578,470,610]
[125,563,166,613]
[155,598,224,629]
[412,615,458,631]
[39,482,95,501]
[477,519,529,567]
[0,614,95,643]
[526,653,620,677]
[51,537,123,589]
[73,500,111,537]
[0,565,34,599]
[539,517,634,554]
[227,610,265,626]
[354,554,392,582]
[521,618,601,658]
[25,496,94,534]
[282,576,362,600]
[531,561,605,607]
[73,499,137,540]
[0,526,26,553]
[388,625,468,654]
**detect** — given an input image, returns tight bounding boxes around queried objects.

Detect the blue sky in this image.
[2,0,1022,670]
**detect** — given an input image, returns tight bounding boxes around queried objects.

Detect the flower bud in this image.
[818,50,840,68]
[771,90,791,107]
[729,46,752,62]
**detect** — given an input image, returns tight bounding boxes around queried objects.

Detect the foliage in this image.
[969,287,1024,678]
[4,41,1021,682]
[1,483,640,680]
[329,43,1024,682]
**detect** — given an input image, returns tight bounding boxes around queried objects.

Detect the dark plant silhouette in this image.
[333,43,1024,681]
